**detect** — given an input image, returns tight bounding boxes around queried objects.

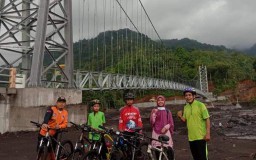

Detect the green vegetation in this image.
[74,29,256,102]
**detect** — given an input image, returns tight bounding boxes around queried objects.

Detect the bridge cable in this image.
[111,0,114,71]
[115,0,140,36]
[138,0,163,45]
[96,0,99,72]
[140,5,143,76]
[80,0,86,70]
[136,0,139,76]
[78,0,81,69]
[116,3,120,73]
[130,0,134,75]
[125,0,128,75]
[87,0,91,71]
[103,0,107,71]
[81,0,86,69]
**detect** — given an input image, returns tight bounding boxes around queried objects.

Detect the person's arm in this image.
[150,109,157,126]
[43,107,53,124]
[118,111,124,131]
[204,118,211,141]
[162,111,174,134]
[102,113,106,126]
[168,112,174,134]
[177,110,186,122]
[137,110,143,128]
[41,107,53,129]
[201,103,210,141]
[87,113,91,126]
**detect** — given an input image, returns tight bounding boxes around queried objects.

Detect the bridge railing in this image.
[74,71,206,97]
[0,69,206,97]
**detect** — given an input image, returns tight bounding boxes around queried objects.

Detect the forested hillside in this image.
[73,29,256,95]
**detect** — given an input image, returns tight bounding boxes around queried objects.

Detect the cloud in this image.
[139,0,256,49]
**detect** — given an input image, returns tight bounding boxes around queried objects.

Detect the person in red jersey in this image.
[119,92,143,132]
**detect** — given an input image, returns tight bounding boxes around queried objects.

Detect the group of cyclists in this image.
[37,87,211,160]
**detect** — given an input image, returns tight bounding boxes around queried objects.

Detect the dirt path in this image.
[0,105,256,160]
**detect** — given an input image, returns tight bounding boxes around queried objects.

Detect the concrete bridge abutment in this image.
[0,88,86,133]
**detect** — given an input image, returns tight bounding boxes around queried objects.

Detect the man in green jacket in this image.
[177,88,210,160]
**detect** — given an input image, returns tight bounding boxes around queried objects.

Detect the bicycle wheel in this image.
[157,148,169,160]
[110,149,124,160]
[135,142,150,160]
[82,150,100,160]
[37,145,48,160]
[104,133,114,159]
[57,140,74,160]
[71,148,84,160]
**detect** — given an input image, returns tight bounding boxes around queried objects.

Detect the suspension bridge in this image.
[0,0,209,133]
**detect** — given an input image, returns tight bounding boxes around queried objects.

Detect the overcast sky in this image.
[138,0,256,49]
[71,0,256,50]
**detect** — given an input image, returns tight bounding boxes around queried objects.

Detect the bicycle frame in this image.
[71,122,94,152]
[32,121,72,160]
[38,130,62,159]
[147,144,168,160]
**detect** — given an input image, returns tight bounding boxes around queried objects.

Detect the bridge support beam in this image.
[21,0,32,80]
[29,0,50,87]
[64,0,74,88]
[0,0,5,29]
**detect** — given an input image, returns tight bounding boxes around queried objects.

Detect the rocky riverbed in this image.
[0,101,256,160]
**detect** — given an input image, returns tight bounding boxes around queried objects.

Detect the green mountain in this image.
[244,43,256,55]
[162,38,229,52]
[73,29,256,94]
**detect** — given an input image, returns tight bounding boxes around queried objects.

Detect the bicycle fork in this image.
[147,144,155,160]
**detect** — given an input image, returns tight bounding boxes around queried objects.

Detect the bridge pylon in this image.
[0,0,74,88]
[199,65,209,93]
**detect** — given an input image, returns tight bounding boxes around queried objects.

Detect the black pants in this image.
[100,138,108,159]
[155,146,174,160]
[189,140,208,160]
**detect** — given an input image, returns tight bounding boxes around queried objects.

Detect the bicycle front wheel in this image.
[37,145,48,160]
[157,148,169,160]
[57,140,74,160]
[71,148,84,160]
[82,150,100,160]
[136,142,150,160]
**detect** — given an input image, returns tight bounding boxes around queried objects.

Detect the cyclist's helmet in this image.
[90,99,101,106]
[124,92,135,100]
[183,87,196,95]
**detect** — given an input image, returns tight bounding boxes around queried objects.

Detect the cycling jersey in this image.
[40,106,68,136]
[119,105,143,132]
[87,111,106,140]
[182,100,210,141]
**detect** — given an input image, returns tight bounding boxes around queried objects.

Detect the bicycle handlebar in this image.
[98,125,114,134]
[30,121,41,128]
[30,121,68,132]
[70,121,100,133]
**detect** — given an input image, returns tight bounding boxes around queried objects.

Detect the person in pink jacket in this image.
[150,95,174,160]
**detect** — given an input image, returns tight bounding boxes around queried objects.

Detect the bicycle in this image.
[81,125,114,160]
[121,128,146,160]
[138,133,174,160]
[99,126,148,160]
[70,121,98,160]
[31,121,74,160]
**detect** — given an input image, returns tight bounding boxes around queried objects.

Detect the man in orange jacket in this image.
[37,97,68,160]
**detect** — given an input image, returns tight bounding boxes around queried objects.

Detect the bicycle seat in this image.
[158,135,169,142]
